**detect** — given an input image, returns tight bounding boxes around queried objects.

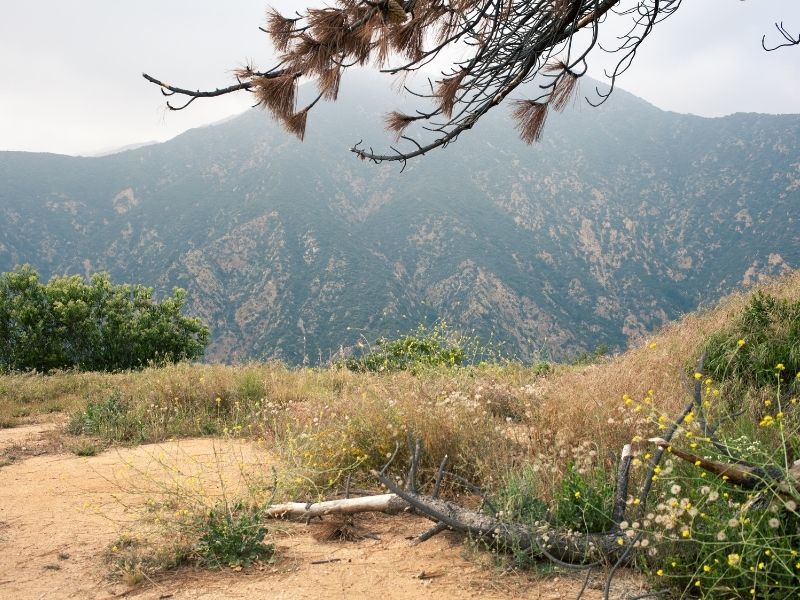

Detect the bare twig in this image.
[611,444,632,524]
[411,521,449,545]
[311,558,342,565]
[433,454,449,499]
[762,21,800,51]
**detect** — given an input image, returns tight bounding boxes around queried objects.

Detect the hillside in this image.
[1,272,799,598]
[1,73,798,363]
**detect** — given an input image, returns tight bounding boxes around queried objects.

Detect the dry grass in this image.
[1,271,798,498]
[526,271,800,458]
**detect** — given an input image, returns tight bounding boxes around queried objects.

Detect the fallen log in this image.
[262,436,642,568]
[264,493,410,519]
[265,486,624,566]
[380,473,628,566]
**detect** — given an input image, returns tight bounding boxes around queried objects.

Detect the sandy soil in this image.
[0,422,61,455]
[0,427,647,600]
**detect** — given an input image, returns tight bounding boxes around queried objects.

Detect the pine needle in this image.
[253,74,298,118]
[436,69,467,118]
[511,100,548,144]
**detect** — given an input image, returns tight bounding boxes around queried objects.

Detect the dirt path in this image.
[0,428,646,599]
[0,422,61,454]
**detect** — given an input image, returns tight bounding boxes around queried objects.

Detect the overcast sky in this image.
[1,0,798,156]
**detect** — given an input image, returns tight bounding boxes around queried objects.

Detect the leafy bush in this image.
[704,291,800,389]
[194,501,274,569]
[618,358,800,598]
[0,265,209,372]
[552,465,615,534]
[495,465,548,524]
[68,392,144,442]
[638,432,800,598]
[494,459,614,535]
[343,323,465,373]
[569,343,610,366]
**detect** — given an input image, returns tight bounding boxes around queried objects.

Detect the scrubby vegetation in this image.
[2,271,799,596]
[0,265,209,372]
[704,291,800,389]
[342,322,467,372]
[194,501,274,569]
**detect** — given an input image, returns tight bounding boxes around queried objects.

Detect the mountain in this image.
[1,72,798,364]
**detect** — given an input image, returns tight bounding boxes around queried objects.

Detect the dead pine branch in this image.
[264,440,640,569]
[144,0,679,163]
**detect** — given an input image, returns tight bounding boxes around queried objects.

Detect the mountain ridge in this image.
[1,75,798,363]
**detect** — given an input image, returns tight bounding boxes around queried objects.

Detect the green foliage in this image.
[68,392,144,443]
[704,291,800,389]
[552,465,615,534]
[237,372,266,403]
[495,465,548,524]
[640,432,800,598]
[495,463,614,535]
[343,323,465,373]
[0,265,209,372]
[194,501,274,569]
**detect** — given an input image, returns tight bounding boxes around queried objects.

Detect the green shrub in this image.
[68,392,143,442]
[569,343,610,366]
[0,265,209,372]
[494,463,614,535]
[194,501,274,568]
[495,465,548,524]
[552,465,615,534]
[343,323,465,373]
[640,436,800,598]
[704,291,800,389]
[237,372,266,403]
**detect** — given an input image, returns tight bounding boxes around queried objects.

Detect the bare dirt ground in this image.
[0,427,647,600]
[0,422,64,460]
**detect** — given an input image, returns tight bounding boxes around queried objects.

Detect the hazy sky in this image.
[1,0,798,156]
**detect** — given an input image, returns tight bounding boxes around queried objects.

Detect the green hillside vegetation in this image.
[342,322,468,372]
[1,272,799,596]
